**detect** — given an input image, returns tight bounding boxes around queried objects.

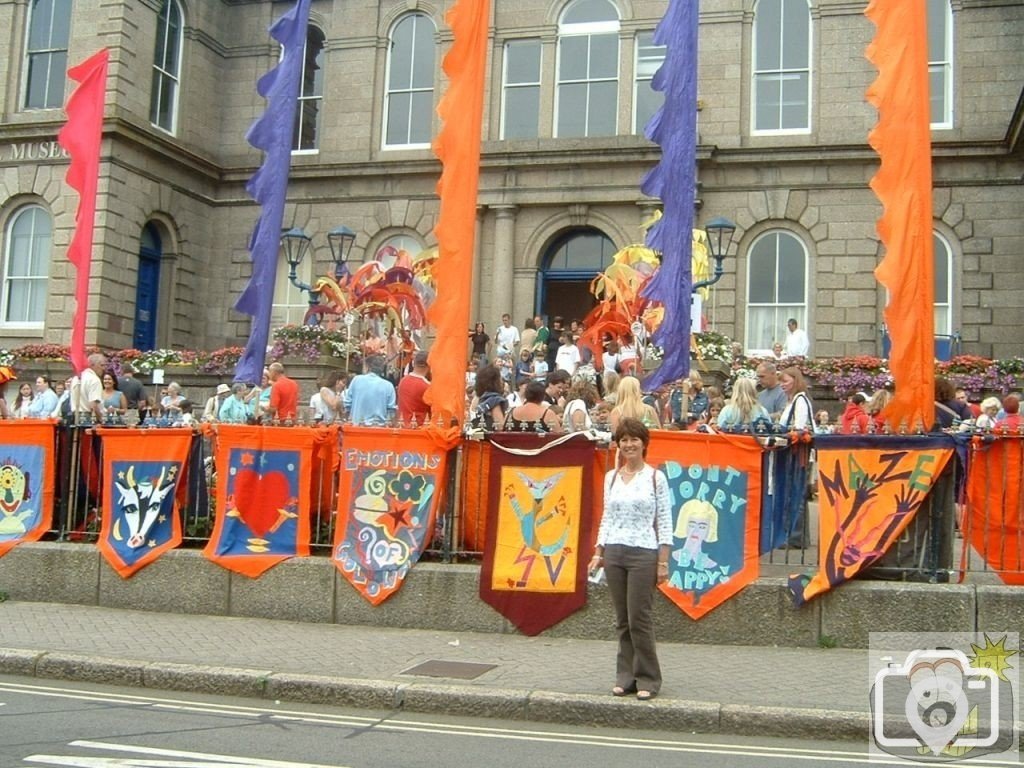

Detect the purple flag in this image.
[640,0,699,390]
[233,0,312,385]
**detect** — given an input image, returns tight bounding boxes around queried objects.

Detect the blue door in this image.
[133,224,162,351]
[538,228,615,320]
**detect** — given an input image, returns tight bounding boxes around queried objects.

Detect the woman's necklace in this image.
[619,462,644,477]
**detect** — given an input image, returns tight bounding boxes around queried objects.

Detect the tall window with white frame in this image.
[1,206,51,328]
[933,232,953,337]
[270,253,313,328]
[501,39,541,140]
[23,0,72,109]
[150,0,184,133]
[556,0,620,138]
[752,0,811,133]
[633,31,666,134]
[745,231,808,354]
[293,25,326,152]
[384,13,436,149]
[927,0,953,128]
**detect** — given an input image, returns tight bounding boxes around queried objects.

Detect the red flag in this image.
[425,0,490,429]
[866,1,934,431]
[0,421,56,557]
[57,49,109,374]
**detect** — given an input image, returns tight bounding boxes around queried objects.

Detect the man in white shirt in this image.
[495,313,520,356]
[71,353,107,422]
[554,332,581,375]
[783,318,810,358]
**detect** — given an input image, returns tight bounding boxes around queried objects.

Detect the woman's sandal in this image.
[612,685,636,697]
[636,690,657,701]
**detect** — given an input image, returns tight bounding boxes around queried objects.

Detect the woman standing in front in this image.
[588,418,672,701]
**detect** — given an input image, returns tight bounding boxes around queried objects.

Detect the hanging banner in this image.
[964,436,1024,585]
[332,427,449,605]
[479,433,597,636]
[789,434,954,606]
[96,428,193,578]
[0,421,56,557]
[647,431,762,620]
[205,424,332,577]
[760,436,813,554]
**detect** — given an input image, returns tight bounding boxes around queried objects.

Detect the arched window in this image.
[1,205,51,328]
[540,228,615,320]
[752,0,811,133]
[556,0,620,138]
[24,0,72,109]
[293,25,326,152]
[150,0,184,133]
[384,13,436,148]
[374,234,424,270]
[634,32,666,134]
[928,0,953,128]
[933,232,952,336]
[745,231,808,353]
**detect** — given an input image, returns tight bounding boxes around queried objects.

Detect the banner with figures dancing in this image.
[332,427,449,605]
[205,424,332,578]
[0,421,56,557]
[964,435,1024,585]
[479,433,597,636]
[788,434,955,606]
[96,428,193,578]
[647,431,763,620]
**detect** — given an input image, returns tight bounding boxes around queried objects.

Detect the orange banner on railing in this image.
[0,421,56,557]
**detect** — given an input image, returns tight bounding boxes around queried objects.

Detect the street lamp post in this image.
[692,216,737,293]
[281,225,356,325]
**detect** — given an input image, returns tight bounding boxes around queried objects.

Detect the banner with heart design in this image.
[0,421,56,558]
[332,426,450,605]
[96,427,194,578]
[205,424,338,578]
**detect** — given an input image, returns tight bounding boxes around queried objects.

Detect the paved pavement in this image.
[0,600,870,739]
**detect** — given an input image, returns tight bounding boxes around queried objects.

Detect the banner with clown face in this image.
[332,427,449,605]
[0,421,55,556]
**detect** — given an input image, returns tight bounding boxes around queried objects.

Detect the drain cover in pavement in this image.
[399,659,498,680]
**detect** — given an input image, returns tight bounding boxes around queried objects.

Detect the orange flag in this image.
[0,421,56,557]
[866,0,934,431]
[426,0,491,430]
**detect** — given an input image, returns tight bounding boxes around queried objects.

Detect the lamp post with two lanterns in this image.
[280,224,357,325]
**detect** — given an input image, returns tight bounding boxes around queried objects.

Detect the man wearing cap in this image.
[204,383,232,421]
[266,361,299,421]
[397,351,431,425]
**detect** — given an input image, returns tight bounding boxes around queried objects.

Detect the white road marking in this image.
[25,739,349,767]
[1,681,1018,767]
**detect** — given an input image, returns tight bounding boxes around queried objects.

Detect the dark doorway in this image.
[542,279,598,324]
[133,223,162,351]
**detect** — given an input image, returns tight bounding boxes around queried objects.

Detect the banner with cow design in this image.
[205,424,335,578]
[96,428,193,577]
[0,421,56,557]
[647,430,763,620]
[332,427,449,605]
[479,433,598,636]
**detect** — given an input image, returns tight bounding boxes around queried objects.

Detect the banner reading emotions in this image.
[480,433,597,636]
[204,424,324,578]
[0,421,56,557]
[789,434,954,606]
[333,427,448,605]
[96,428,193,578]
[647,431,763,620]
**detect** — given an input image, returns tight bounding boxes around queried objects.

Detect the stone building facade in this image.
[0,0,1021,360]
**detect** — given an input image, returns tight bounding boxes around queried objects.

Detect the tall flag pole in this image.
[866,0,935,432]
[58,49,109,374]
[639,0,700,390]
[426,0,491,431]
[233,0,312,385]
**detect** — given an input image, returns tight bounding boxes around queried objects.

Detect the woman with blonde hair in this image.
[976,396,1001,430]
[610,376,661,431]
[716,378,768,429]
[602,370,620,405]
[866,389,892,432]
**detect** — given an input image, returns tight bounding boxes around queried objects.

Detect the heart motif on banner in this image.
[233,468,291,537]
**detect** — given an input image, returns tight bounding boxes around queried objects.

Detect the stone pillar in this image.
[513,268,537,330]
[490,205,518,325]
[471,206,485,324]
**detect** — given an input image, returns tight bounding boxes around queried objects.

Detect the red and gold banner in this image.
[964,436,1024,585]
[96,428,193,578]
[0,421,56,557]
[205,424,336,578]
[790,435,954,605]
[647,431,763,620]
[332,427,449,605]
[480,434,597,636]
